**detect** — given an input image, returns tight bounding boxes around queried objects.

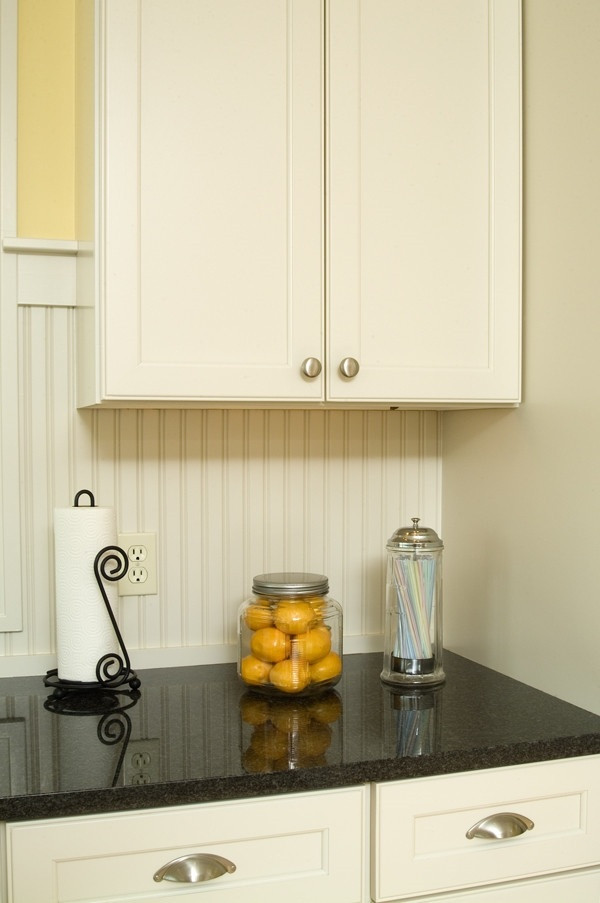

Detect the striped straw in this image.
[392,556,436,660]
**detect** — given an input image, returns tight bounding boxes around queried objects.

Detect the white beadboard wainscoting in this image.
[0,305,442,678]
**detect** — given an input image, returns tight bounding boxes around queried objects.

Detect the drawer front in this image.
[7,786,368,903]
[394,866,600,902]
[372,756,600,901]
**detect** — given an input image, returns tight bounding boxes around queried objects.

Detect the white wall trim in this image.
[0,635,384,678]
[2,238,78,307]
[2,237,80,254]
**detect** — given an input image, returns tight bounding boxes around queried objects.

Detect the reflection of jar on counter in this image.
[238,573,343,696]
[240,690,342,773]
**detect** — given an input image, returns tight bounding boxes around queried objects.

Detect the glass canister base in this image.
[381,653,445,688]
[392,655,434,675]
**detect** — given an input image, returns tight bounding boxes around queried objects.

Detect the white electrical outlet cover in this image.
[118,532,157,596]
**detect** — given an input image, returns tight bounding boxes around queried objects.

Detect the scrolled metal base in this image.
[43,667,141,700]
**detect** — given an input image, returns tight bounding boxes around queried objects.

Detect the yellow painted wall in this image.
[17,0,76,238]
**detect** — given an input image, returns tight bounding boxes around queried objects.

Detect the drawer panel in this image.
[372,756,600,901]
[7,786,367,903]
[396,866,600,902]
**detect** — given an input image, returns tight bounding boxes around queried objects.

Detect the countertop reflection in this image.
[2,651,600,821]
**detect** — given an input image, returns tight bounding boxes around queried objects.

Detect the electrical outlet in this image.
[129,567,148,584]
[118,532,157,596]
[122,739,161,785]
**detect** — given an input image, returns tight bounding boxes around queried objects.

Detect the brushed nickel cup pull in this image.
[339,357,360,378]
[300,357,322,379]
[466,812,534,840]
[153,853,236,883]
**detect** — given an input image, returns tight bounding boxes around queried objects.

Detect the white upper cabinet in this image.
[77,0,521,408]
[327,0,521,405]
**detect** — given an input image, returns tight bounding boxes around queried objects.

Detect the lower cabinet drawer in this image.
[372,756,600,901]
[394,866,600,902]
[7,786,368,903]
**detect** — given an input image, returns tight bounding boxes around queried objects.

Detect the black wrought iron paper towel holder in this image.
[45,491,141,698]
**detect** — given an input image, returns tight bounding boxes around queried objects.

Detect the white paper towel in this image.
[54,503,120,683]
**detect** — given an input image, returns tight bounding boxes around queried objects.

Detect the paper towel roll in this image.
[54,503,120,683]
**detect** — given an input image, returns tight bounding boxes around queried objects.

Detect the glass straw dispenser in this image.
[381,518,445,688]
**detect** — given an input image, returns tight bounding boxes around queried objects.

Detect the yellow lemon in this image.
[306,595,326,621]
[271,755,295,771]
[269,658,311,693]
[240,655,272,686]
[296,721,332,757]
[243,603,274,631]
[273,600,316,635]
[269,701,312,733]
[242,747,275,773]
[239,693,270,725]
[292,626,331,663]
[308,690,342,724]
[250,627,290,663]
[270,755,294,772]
[289,753,328,769]
[249,723,289,759]
[309,651,342,684]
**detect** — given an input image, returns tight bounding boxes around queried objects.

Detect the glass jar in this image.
[381,518,445,688]
[238,572,343,696]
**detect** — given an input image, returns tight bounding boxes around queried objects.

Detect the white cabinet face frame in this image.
[0,0,23,631]
[326,0,522,405]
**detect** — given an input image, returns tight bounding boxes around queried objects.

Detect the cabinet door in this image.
[87,0,323,404]
[327,0,521,405]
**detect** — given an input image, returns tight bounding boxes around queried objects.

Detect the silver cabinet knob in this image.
[153,853,236,883]
[466,812,534,840]
[300,357,322,379]
[339,357,360,379]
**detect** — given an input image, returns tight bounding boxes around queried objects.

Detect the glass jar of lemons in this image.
[238,572,343,696]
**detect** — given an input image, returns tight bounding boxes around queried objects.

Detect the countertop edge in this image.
[3,733,600,824]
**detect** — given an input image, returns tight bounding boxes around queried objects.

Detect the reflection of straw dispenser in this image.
[387,686,443,757]
[381,518,445,688]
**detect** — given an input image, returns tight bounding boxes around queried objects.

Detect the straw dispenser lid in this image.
[387,517,443,551]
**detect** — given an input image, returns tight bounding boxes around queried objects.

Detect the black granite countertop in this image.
[2,651,600,822]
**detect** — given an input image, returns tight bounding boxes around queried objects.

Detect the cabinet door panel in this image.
[98,0,323,402]
[327,0,521,404]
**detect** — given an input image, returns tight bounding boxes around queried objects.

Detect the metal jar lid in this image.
[252,571,329,597]
[387,517,443,551]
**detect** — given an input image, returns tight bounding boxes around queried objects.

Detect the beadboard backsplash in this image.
[0,306,441,677]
